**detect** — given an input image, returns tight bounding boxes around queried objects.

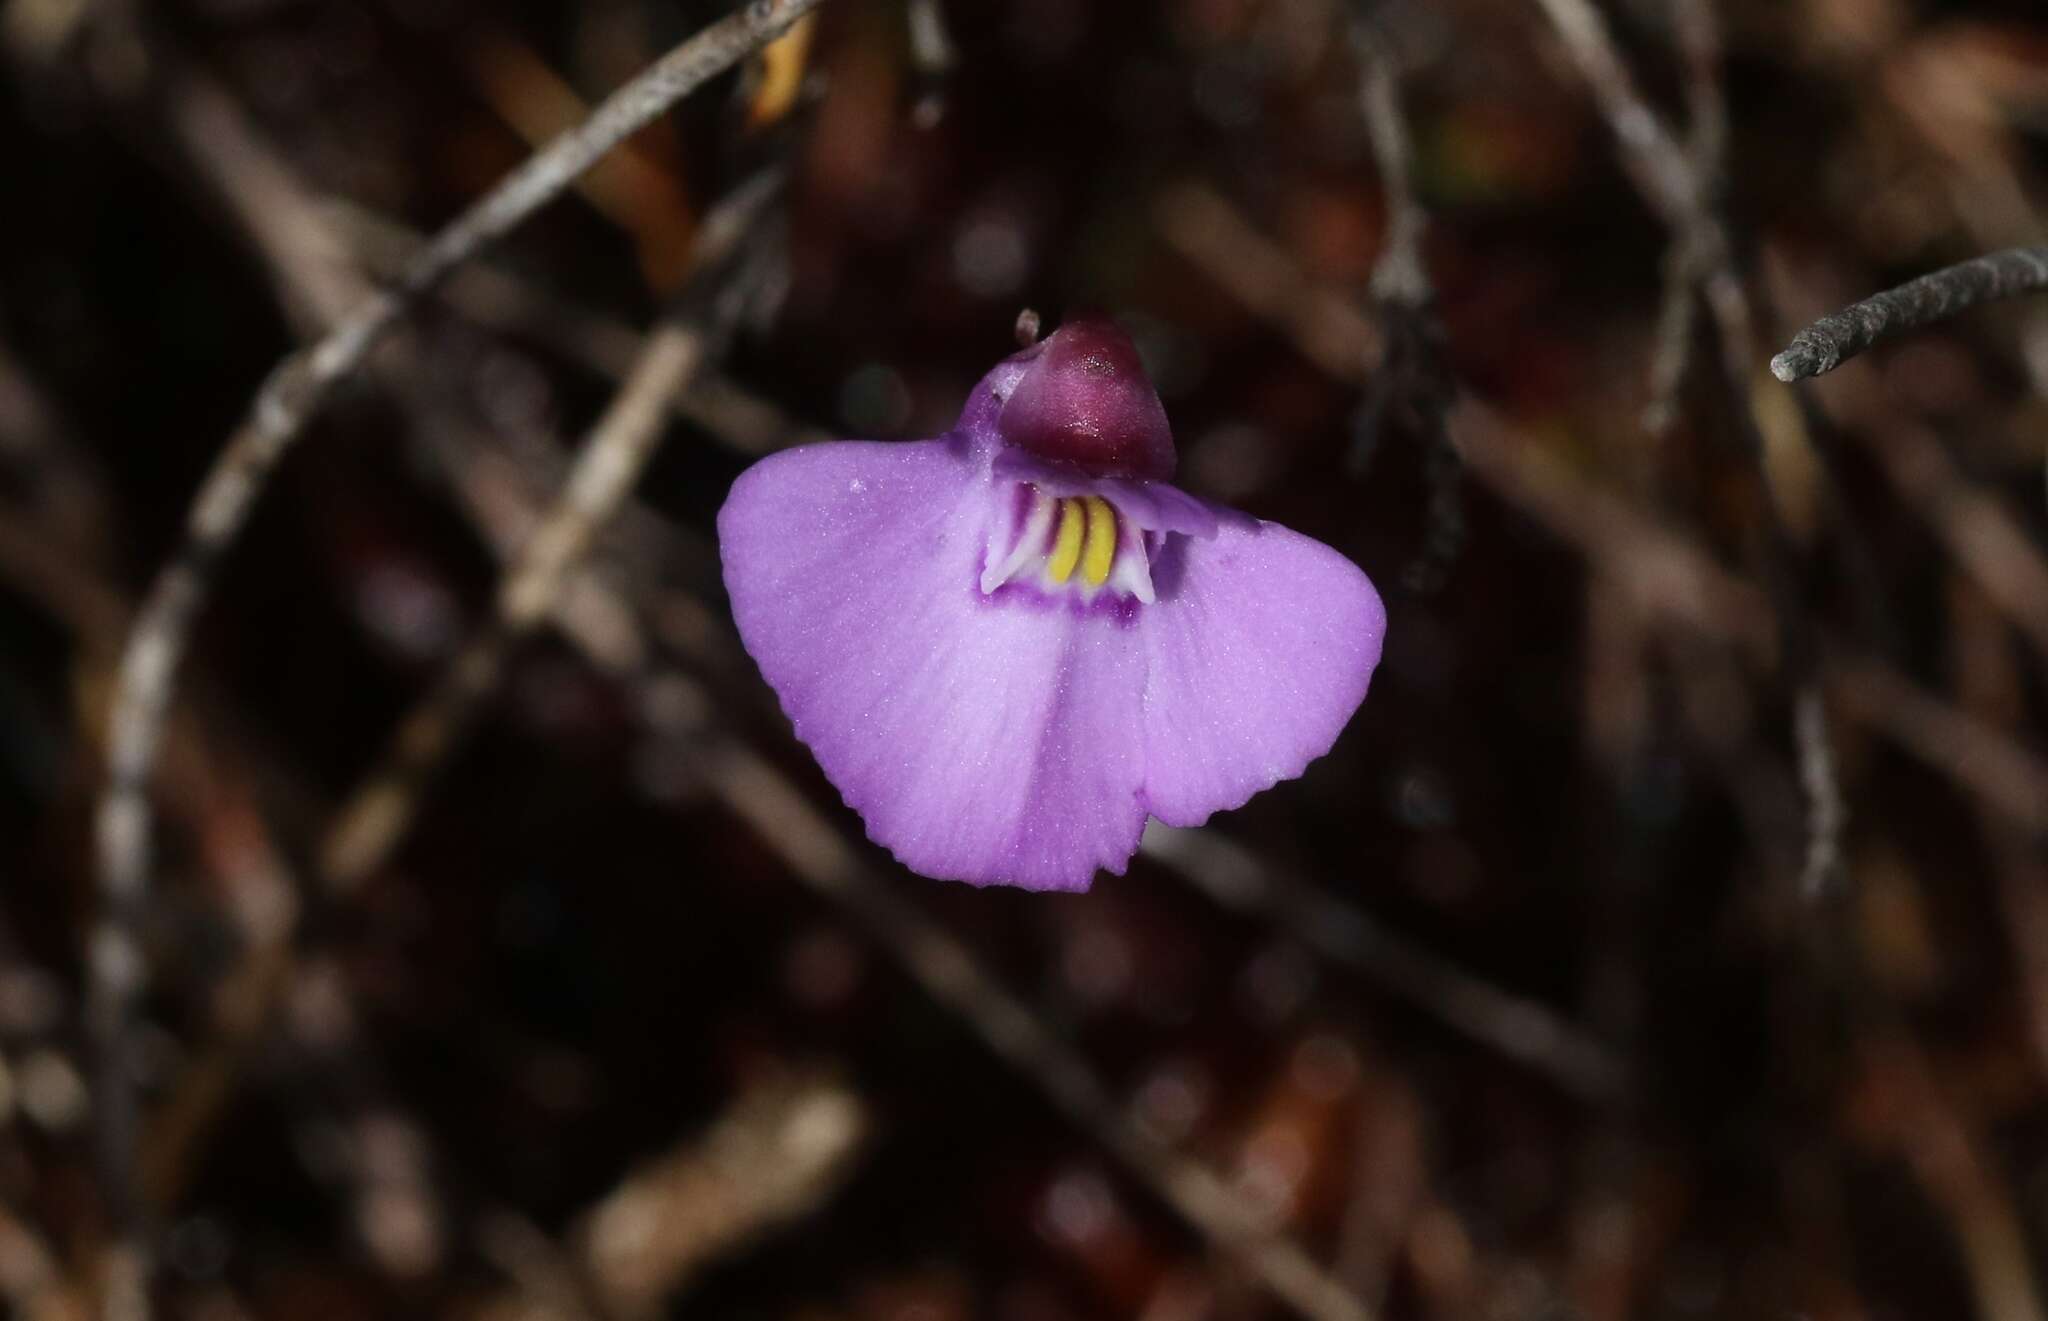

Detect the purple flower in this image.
[718,317,1385,891]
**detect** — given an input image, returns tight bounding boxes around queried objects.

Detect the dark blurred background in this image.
[5,0,2048,1317]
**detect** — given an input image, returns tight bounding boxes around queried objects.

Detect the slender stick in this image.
[318,319,705,890]
[1770,247,2048,382]
[1348,13,1462,591]
[1157,184,2048,834]
[1352,23,1428,312]
[705,741,1380,1321]
[1526,0,1698,226]
[88,0,820,1297]
[318,168,777,890]
[1141,825,1627,1101]
[1526,0,1849,895]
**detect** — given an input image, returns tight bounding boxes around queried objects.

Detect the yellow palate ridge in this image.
[1081,497,1116,587]
[1047,498,1086,583]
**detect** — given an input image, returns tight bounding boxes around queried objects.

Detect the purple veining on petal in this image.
[982,580,1147,625]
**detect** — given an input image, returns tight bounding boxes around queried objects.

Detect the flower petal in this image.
[1136,518,1385,826]
[718,438,1149,890]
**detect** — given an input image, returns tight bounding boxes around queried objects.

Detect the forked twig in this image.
[318,173,779,890]
[1526,0,1847,894]
[317,319,706,890]
[87,0,821,1303]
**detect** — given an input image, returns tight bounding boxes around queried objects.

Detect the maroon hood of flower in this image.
[996,317,1176,480]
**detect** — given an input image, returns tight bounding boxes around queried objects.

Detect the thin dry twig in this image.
[1353,21,1427,313]
[116,64,440,1234]
[1863,417,2048,665]
[1527,0,1849,897]
[1832,662,2048,834]
[469,1076,865,1321]
[88,0,820,1300]
[574,1076,866,1319]
[1642,241,1702,438]
[1943,579,2048,1089]
[1641,0,1724,436]
[1153,182,1382,375]
[0,328,314,1239]
[1771,247,2048,382]
[1527,0,1697,225]
[705,741,1381,1321]
[1140,825,1627,1102]
[129,63,784,1220]
[323,200,823,456]
[1348,13,1461,591]
[1157,182,2048,835]
[317,170,779,889]
[317,317,704,891]
[1860,1026,2048,1321]
[1793,688,1845,897]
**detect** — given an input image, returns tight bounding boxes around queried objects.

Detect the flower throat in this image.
[981,484,1157,604]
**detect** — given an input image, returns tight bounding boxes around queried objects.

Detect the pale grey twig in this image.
[1770,247,2048,382]
[101,0,819,900]
[1793,689,1844,897]
[1670,0,1727,174]
[1347,16,1461,590]
[321,200,820,457]
[1659,0,1851,905]
[88,0,818,1277]
[318,317,707,890]
[1157,184,2048,839]
[1528,0,1848,902]
[1352,21,1427,312]
[1527,0,1697,225]
[1642,241,1701,437]
[1640,0,1723,437]
[318,167,781,889]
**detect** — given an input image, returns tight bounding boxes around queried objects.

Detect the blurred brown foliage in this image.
[5,0,2048,1318]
